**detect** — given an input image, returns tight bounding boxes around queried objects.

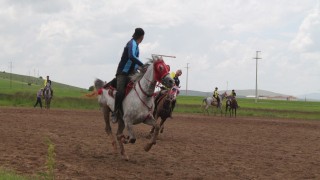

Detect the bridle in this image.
[134,59,171,110]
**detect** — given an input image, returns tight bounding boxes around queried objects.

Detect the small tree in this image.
[88,85,94,91]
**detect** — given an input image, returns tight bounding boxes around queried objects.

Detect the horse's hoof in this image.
[146,134,152,139]
[121,154,129,161]
[144,143,152,152]
[129,138,136,144]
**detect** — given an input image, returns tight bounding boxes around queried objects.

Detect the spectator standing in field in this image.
[34,88,43,109]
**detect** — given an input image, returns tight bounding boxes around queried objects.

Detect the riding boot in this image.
[154,90,164,115]
[112,92,124,123]
[169,100,176,118]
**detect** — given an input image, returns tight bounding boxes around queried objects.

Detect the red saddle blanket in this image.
[98,81,134,99]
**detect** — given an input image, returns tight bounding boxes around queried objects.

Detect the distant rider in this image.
[43,75,53,97]
[170,69,182,87]
[154,69,182,117]
[213,87,220,107]
[169,69,182,114]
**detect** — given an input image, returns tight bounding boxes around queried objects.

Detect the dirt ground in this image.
[0,107,319,180]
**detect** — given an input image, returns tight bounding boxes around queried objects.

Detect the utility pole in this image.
[253,51,262,103]
[9,62,12,88]
[226,81,229,92]
[185,63,190,96]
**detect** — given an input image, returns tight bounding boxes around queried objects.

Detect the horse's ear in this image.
[166,65,170,72]
[158,65,164,72]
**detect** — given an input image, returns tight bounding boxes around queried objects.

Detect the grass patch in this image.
[0,138,56,180]
[0,168,34,180]
[38,138,56,180]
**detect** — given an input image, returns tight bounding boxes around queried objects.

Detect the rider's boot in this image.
[154,91,163,114]
[112,92,124,123]
[169,100,176,118]
[111,112,117,123]
[112,92,120,123]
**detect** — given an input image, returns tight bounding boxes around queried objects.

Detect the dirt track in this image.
[0,107,320,179]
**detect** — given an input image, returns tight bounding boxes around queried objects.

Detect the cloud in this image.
[0,0,319,95]
[290,3,320,52]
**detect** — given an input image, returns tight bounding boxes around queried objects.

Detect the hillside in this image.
[0,71,88,97]
[0,71,85,90]
[179,89,290,98]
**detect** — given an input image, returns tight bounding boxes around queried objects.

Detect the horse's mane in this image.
[130,59,153,83]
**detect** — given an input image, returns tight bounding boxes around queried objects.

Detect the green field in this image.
[0,72,97,109]
[1,72,319,120]
[177,96,320,120]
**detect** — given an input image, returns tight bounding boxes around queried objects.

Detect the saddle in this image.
[102,78,134,99]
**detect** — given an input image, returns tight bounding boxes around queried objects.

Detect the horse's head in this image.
[167,85,180,101]
[222,91,227,98]
[153,57,174,88]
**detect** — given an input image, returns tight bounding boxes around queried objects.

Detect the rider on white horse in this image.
[113,28,145,123]
[44,75,53,97]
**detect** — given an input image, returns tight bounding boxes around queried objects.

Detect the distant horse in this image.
[150,85,180,135]
[225,96,239,117]
[43,86,53,109]
[94,56,174,160]
[201,92,227,116]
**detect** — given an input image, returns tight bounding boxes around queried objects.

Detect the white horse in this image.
[201,92,227,116]
[43,86,53,109]
[94,56,174,160]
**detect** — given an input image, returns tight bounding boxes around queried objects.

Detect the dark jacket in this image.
[173,77,180,87]
[116,39,143,76]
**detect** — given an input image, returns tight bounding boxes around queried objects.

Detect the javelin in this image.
[152,54,176,58]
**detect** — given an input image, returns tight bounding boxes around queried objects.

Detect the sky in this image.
[0,0,319,96]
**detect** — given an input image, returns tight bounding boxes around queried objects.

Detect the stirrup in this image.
[111,112,118,123]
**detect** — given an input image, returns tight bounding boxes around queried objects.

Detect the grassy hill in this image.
[0,71,87,96]
[0,72,97,109]
[179,89,291,98]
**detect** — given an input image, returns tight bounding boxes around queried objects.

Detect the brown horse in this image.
[225,96,239,117]
[149,85,180,135]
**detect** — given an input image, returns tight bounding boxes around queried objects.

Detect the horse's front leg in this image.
[144,117,160,152]
[159,118,166,134]
[205,105,210,115]
[148,114,159,138]
[116,117,129,160]
[125,120,137,144]
[225,105,227,116]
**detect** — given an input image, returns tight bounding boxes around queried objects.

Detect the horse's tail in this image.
[200,98,206,109]
[94,78,104,90]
